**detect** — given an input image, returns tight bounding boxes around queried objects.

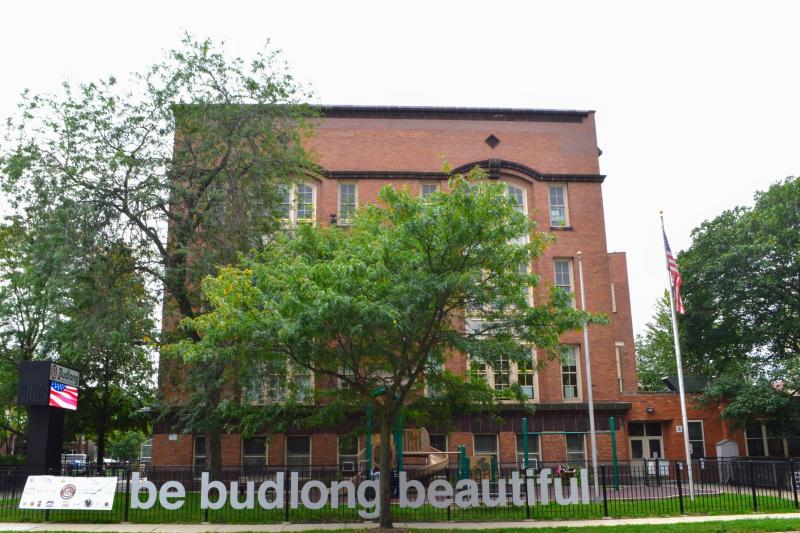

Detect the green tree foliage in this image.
[1,34,316,473]
[55,243,155,466]
[173,171,600,527]
[107,430,148,462]
[0,202,96,452]
[635,290,677,391]
[679,176,800,432]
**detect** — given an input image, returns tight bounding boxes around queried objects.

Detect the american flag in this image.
[49,381,78,410]
[662,225,686,314]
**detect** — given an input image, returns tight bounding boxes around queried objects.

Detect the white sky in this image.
[1,0,798,336]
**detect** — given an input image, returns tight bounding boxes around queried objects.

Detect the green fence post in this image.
[610,416,620,491]
[394,413,404,472]
[522,417,530,470]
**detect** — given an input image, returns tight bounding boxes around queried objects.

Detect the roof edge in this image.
[316,105,594,123]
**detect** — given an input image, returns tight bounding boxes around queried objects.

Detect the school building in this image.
[152,106,760,471]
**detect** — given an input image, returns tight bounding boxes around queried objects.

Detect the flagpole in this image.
[576,251,600,501]
[660,212,695,500]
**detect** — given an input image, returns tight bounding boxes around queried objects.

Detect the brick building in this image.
[152,106,747,470]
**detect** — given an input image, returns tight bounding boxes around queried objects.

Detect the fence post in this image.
[601,464,609,518]
[284,467,290,523]
[446,466,451,521]
[524,467,531,520]
[748,459,758,512]
[124,462,131,522]
[675,461,685,515]
[790,460,799,510]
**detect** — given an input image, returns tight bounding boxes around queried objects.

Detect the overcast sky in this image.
[1,0,798,336]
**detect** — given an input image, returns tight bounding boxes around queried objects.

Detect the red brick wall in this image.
[625,393,745,460]
[268,434,285,465]
[152,433,192,466]
[308,115,600,175]
[313,433,338,465]
[608,252,638,393]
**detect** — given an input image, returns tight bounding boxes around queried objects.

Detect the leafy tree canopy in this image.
[171,170,602,527]
[635,290,677,391]
[679,176,800,432]
[1,33,316,471]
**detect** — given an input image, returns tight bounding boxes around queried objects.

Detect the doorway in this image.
[628,421,664,470]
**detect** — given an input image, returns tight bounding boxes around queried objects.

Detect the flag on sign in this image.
[662,225,685,314]
[49,381,78,410]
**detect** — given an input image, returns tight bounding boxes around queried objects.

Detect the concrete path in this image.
[1,512,800,531]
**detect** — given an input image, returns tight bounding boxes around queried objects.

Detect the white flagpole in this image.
[660,212,695,500]
[576,251,600,501]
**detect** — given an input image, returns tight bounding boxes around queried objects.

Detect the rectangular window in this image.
[276,184,292,220]
[518,358,535,399]
[429,434,447,452]
[140,439,153,464]
[339,366,355,389]
[474,434,498,464]
[687,421,705,459]
[292,367,313,403]
[420,182,439,198]
[561,346,579,400]
[471,350,536,398]
[296,184,314,220]
[244,362,281,404]
[286,436,311,476]
[746,424,766,457]
[494,354,511,390]
[475,361,488,384]
[549,185,568,226]
[338,183,357,224]
[507,185,526,214]
[193,436,206,475]
[566,434,586,464]
[515,433,541,468]
[338,435,358,474]
[768,436,786,457]
[242,437,267,471]
[554,259,574,295]
[788,438,800,457]
[745,423,800,457]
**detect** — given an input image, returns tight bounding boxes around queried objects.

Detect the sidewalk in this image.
[1,513,800,532]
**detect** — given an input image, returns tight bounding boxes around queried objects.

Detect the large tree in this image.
[635,290,677,391]
[0,200,101,454]
[679,176,800,433]
[55,242,156,466]
[174,170,600,527]
[1,34,316,473]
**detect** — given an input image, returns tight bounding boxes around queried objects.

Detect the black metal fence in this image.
[0,459,798,523]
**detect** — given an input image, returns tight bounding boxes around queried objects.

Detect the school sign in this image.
[129,468,591,518]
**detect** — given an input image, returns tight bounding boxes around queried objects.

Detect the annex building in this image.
[152,106,755,472]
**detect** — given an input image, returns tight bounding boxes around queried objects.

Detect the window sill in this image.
[550,225,573,231]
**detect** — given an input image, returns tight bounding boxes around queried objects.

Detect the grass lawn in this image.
[0,491,797,524]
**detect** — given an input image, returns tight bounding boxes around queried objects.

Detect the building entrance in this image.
[628,421,664,469]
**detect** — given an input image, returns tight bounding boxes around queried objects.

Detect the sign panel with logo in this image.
[19,476,117,510]
[50,364,80,388]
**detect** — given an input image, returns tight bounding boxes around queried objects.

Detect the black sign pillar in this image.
[17,361,80,472]
[25,406,66,472]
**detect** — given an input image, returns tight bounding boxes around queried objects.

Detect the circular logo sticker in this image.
[60,484,77,499]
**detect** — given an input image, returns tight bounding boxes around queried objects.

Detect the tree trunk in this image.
[378,410,393,528]
[206,429,223,480]
[96,428,106,473]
